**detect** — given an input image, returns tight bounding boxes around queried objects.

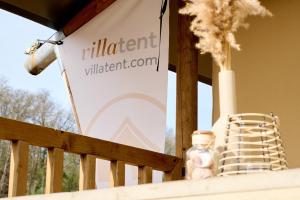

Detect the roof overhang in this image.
[0,0,91,30]
[0,0,212,84]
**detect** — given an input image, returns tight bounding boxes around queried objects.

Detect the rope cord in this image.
[156,0,168,72]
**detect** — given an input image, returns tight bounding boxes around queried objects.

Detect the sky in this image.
[0,9,68,107]
[0,9,212,132]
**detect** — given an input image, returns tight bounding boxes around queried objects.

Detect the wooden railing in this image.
[0,117,181,197]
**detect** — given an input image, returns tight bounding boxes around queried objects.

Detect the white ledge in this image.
[6,169,300,200]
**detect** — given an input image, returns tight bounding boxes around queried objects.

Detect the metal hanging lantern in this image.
[218,113,288,176]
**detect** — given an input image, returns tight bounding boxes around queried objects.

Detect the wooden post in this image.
[79,155,96,191]
[45,148,64,194]
[110,160,125,187]
[138,166,152,184]
[175,0,198,179]
[163,160,182,182]
[8,140,29,197]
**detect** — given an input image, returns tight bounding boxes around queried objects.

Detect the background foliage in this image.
[0,78,79,197]
[0,77,175,197]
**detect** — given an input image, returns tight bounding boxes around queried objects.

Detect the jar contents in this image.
[186,131,216,180]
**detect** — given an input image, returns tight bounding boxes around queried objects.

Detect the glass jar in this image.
[186,131,216,180]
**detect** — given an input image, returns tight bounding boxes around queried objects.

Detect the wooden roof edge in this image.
[0,1,57,29]
[62,0,117,36]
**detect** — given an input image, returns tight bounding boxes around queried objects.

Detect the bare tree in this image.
[0,77,78,197]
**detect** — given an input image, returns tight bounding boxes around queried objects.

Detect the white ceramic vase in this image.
[212,70,237,152]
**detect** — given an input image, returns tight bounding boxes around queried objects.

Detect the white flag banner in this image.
[57,0,169,187]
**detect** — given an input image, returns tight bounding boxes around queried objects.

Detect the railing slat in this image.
[8,140,29,197]
[79,155,96,190]
[138,166,152,184]
[45,148,64,193]
[110,161,125,187]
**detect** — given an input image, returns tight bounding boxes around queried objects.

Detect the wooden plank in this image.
[45,148,64,194]
[63,0,116,36]
[4,169,300,200]
[110,161,125,187]
[5,188,300,200]
[79,155,96,191]
[138,166,152,184]
[0,117,180,172]
[175,0,198,179]
[8,140,29,197]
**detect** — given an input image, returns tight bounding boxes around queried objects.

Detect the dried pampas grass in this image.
[180,0,272,70]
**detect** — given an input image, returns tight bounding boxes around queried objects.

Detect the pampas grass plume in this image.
[180,0,272,70]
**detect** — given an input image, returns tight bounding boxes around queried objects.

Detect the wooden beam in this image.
[175,0,198,179]
[45,148,64,194]
[138,166,152,184]
[8,140,29,197]
[110,161,125,187]
[0,117,180,172]
[63,0,117,36]
[79,155,96,191]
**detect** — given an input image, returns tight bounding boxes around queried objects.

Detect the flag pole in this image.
[61,70,83,133]
[54,46,82,133]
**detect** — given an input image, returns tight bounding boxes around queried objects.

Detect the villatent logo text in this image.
[84,57,158,76]
[82,32,158,60]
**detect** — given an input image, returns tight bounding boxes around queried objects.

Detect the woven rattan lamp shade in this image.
[218,113,288,176]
